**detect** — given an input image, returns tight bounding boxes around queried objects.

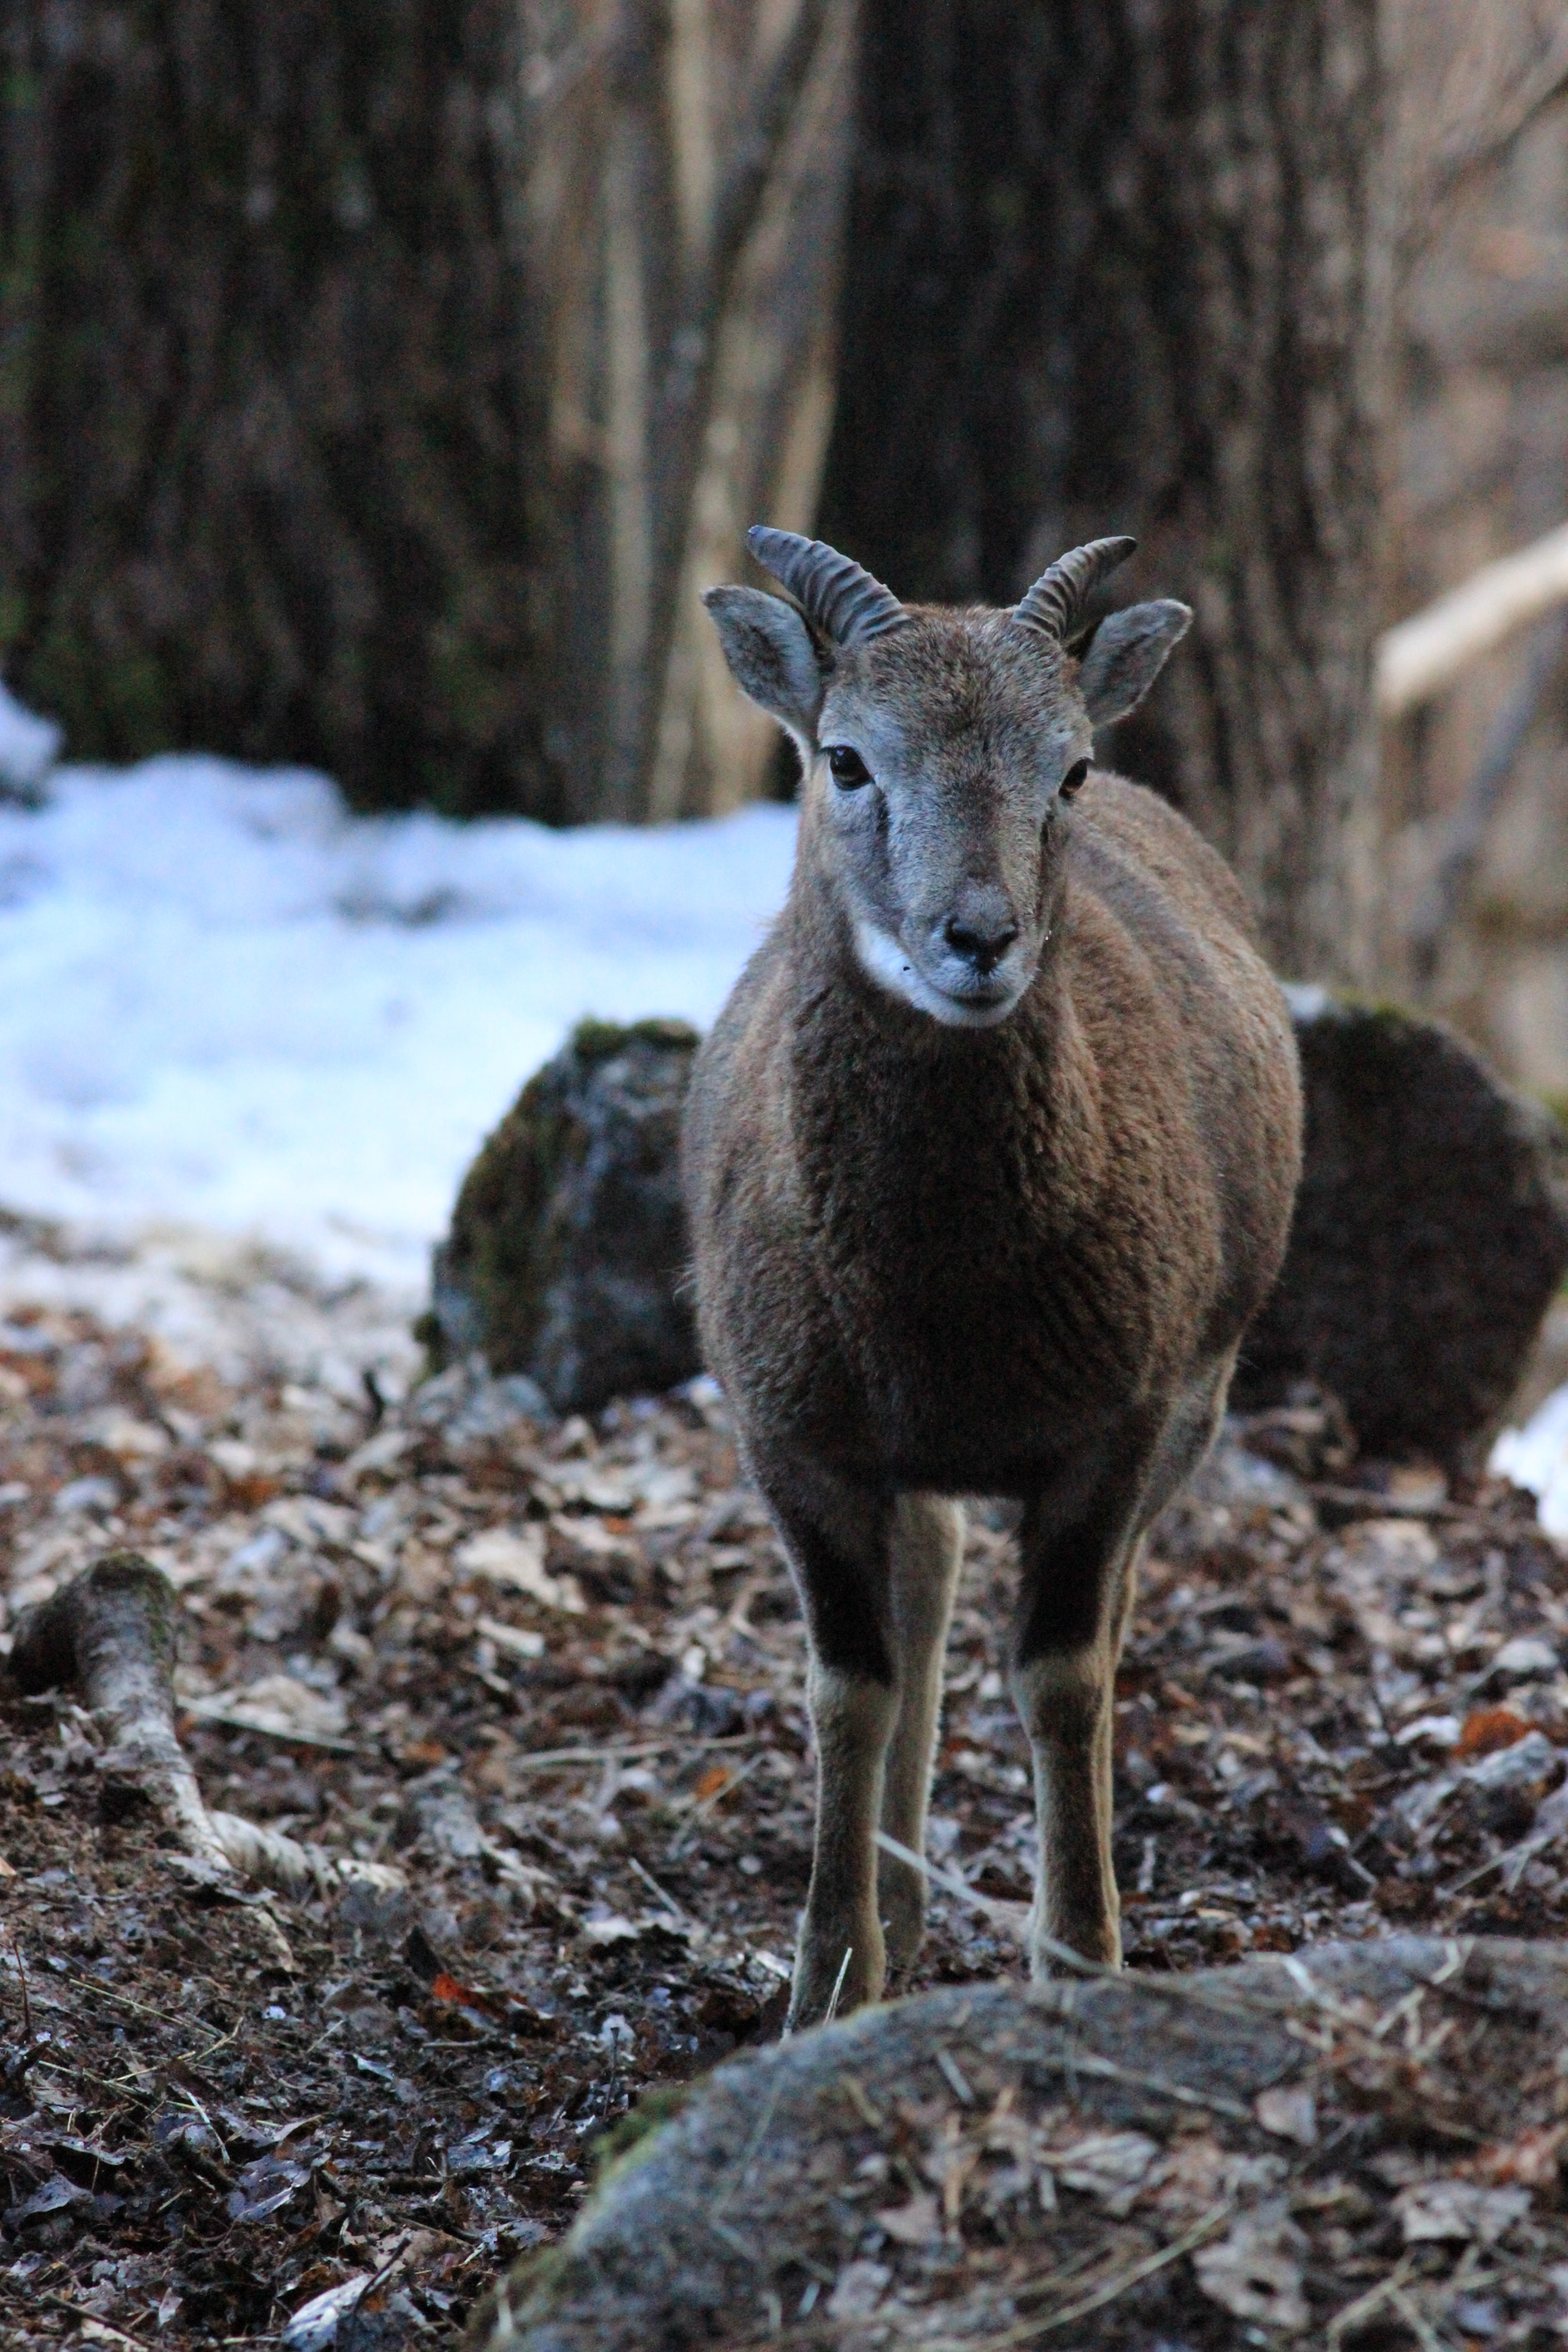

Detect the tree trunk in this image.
[0,0,550,817]
[819,0,1393,984]
[0,0,856,824]
[519,0,857,823]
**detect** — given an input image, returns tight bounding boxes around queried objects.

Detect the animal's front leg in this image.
[878,1494,964,1971]
[798,1658,897,2024]
[1011,1479,1145,1973]
[753,1453,896,2030]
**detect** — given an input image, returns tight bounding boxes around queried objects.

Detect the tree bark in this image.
[0,0,855,824]
[0,0,552,817]
[519,0,857,822]
[819,0,1393,984]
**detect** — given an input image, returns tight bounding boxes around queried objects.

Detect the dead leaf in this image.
[283,2274,374,2350]
[455,1526,583,1612]
[1254,2084,1317,2146]
[550,1515,638,1568]
[1193,2203,1309,2332]
[579,1913,642,1947]
[825,2261,890,2321]
[475,1614,545,1660]
[342,1427,413,1479]
[1048,2128,1161,2215]
[185,1673,351,1749]
[1455,1707,1532,1759]
[1474,2125,1568,2187]
[874,2190,944,2245]
[1394,2178,1531,2244]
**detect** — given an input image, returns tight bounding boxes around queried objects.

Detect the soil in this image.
[2,1246,1568,2347]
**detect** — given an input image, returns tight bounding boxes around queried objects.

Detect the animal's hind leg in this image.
[1011,1470,1149,1974]
[878,1495,964,1971]
[1141,1350,1237,1523]
[1011,1367,1235,1975]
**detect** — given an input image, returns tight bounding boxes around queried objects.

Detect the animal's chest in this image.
[799,1089,1148,1483]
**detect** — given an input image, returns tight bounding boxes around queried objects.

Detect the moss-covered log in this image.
[1234,993,1568,1464]
[423,1018,701,1413]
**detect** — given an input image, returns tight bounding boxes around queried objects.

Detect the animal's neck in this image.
[782,847,1102,1221]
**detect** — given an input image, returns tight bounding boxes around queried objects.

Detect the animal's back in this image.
[1060,772,1301,1344]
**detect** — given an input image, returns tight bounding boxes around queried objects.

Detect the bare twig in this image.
[40,2305,162,2352]
[874,1828,1030,1946]
[920,2200,1236,2349]
[1390,2282,1450,2352]
[872,1829,1310,2027]
[340,2233,413,2352]
[9,1932,31,2041]
[1023,2043,1254,2122]
[1328,2252,1419,2349]
[1408,616,1566,981]
[507,1733,754,1772]
[626,1854,692,1925]
[1429,18,1568,203]
[1377,523,1568,717]
[821,1945,854,2027]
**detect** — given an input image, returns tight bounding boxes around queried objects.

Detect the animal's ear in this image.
[1076,599,1192,726]
[703,586,826,735]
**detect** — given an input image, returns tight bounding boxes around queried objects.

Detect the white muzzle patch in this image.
[853,918,1026,1029]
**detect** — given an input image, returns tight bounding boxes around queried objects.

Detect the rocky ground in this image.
[2,1227,1568,2347]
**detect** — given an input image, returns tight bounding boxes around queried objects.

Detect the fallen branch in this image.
[1427,20,1568,207]
[11,1552,236,1876]
[965,2198,1236,2347]
[6,1553,403,1938]
[1377,521,1568,717]
[1406,616,1566,980]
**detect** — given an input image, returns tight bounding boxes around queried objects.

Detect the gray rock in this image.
[469,1937,1568,2352]
[1233,994,1568,1466]
[420,1020,701,1415]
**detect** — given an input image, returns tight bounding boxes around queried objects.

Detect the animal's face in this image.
[810,616,1088,1027]
[704,531,1191,1030]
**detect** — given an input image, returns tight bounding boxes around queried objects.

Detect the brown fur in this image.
[684,583,1302,2027]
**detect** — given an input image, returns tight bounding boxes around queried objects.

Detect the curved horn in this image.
[1014,536,1138,642]
[746,525,909,646]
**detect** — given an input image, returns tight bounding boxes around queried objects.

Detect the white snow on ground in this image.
[0,675,62,794]
[0,734,797,1302]
[1492,1387,1568,1541]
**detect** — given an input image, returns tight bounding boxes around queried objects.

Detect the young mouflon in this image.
[682,528,1302,2029]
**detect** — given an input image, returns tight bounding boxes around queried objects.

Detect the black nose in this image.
[943,915,1019,976]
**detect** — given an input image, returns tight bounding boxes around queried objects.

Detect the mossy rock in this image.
[469,1938,1568,2351]
[1233,991,1568,1464]
[424,1019,701,1413]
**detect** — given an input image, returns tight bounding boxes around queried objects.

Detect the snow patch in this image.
[0,675,61,795]
[0,740,796,1289]
[1492,1383,1568,1541]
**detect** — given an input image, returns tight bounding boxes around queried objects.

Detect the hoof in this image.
[786,1924,884,2030]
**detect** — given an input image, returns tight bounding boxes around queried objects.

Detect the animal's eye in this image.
[828,745,871,789]
[1060,757,1090,800]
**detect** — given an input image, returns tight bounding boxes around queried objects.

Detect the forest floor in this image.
[3,1236,1568,2349]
